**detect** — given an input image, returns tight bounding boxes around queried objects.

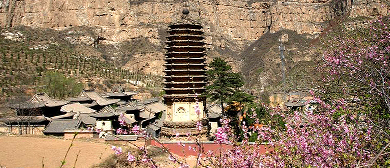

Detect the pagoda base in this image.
[160,119,208,137]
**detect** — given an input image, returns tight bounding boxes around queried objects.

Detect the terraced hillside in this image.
[0,26,163,99]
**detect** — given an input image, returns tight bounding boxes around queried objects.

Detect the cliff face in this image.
[2,0,387,40]
[0,0,388,92]
[1,0,329,43]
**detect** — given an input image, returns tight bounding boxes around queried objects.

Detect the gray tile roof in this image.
[145,102,166,113]
[66,97,92,102]
[83,91,120,106]
[122,114,136,124]
[0,115,47,123]
[9,102,45,109]
[43,119,81,134]
[91,106,120,118]
[207,112,222,119]
[148,124,160,131]
[207,104,222,119]
[142,98,160,105]
[105,92,137,97]
[116,105,143,112]
[50,113,75,120]
[147,119,164,131]
[31,93,69,107]
[9,93,68,109]
[78,114,96,125]
[60,103,96,114]
[207,104,222,113]
[154,119,164,127]
[99,106,116,113]
[139,110,155,119]
[83,101,98,108]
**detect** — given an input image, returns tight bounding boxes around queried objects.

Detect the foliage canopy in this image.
[205,57,253,114]
[40,71,83,99]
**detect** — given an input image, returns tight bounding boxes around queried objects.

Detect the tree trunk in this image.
[220,100,224,116]
[18,122,22,135]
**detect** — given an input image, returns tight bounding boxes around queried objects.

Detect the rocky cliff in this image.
[0,0,388,94]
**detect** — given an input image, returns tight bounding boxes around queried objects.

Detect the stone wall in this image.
[0,125,45,135]
[64,130,97,139]
[1,0,387,46]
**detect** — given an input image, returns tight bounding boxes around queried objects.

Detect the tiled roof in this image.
[207,104,222,119]
[9,93,69,109]
[104,92,137,97]
[50,113,75,120]
[91,106,120,118]
[0,115,47,123]
[60,103,96,114]
[139,110,155,119]
[116,105,143,112]
[142,98,160,105]
[83,91,120,106]
[78,114,96,125]
[43,119,81,134]
[31,93,69,107]
[9,102,45,109]
[145,102,166,113]
[66,97,92,102]
[122,114,136,124]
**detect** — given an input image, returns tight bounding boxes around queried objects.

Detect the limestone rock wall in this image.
[0,0,388,77]
[3,0,386,45]
[1,0,388,43]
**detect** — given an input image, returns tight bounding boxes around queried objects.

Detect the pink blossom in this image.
[196,121,202,131]
[215,127,229,144]
[168,155,176,162]
[179,164,189,168]
[111,146,122,155]
[116,128,123,134]
[127,152,135,162]
[194,101,201,115]
[132,125,140,134]
[118,113,127,126]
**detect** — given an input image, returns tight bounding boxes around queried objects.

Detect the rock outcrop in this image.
[0,0,388,91]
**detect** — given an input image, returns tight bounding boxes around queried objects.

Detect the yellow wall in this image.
[166,102,205,122]
[96,120,113,131]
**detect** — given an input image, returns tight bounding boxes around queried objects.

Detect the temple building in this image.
[161,8,208,137]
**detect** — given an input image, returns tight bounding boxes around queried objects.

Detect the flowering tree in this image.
[320,16,390,117]
[266,100,374,167]
[319,15,390,165]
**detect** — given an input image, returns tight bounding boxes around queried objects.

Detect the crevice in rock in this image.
[5,0,16,28]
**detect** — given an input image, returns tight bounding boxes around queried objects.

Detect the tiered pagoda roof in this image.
[164,23,207,100]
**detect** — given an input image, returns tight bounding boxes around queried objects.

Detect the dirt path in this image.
[0,136,114,168]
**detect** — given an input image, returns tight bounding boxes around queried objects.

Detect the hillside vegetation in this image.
[0,26,163,99]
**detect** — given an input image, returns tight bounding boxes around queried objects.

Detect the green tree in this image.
[40,71,83,99]
[205,57,253,115]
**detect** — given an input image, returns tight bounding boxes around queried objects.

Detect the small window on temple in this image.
[177,107,186,113]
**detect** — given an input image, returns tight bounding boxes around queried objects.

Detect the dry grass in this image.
[93,145,174,168]
[0,135,113,168]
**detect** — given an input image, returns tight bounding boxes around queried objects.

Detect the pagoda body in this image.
[161,22,208,137]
